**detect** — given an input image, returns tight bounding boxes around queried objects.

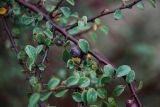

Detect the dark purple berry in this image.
[126,99,138,107]
[70,46,81,58]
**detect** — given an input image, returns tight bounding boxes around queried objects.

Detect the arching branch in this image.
[66,0,142,30]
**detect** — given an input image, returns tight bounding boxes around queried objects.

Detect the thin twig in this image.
[66,0,142,30]
[1,16,46,107]
[54,0,64,11]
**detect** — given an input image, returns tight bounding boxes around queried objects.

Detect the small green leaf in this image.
[55,89,68,97]
[33,27,43,35]
[126,70,135,83]
[28,93,40,107]
[63,50,71,63]
[26,57,35,71]
[100,25,109,34]
[36,45,43,55]
[78,39,89,53]
[113,85,125,96]
[148,0,156,8]
[44,29,53,39]
[46,21,52,29]
[116,65,131,77]
[48,77,60,89]
[103,64,114,77]
[38,64,46,71]
[40,92,52,101]
[66,0,75,6]
[81,90,87,102]
[25,45,36,58]
[89,32,97,43]
[100,76,110,84]
[17,50,26,60]
[67,59,74,69]
[108,97,117,107]
[97,88,107,99]
[95,18,101,25]
[87,88,97,103]
[21,15,34,25]
[46,5,55,12]
[66,76,79,87]
[78,20,85,28]
[78,77,90,88]
[114,9,123,20]
[72,92,82,102]
[60,7,71,17]
[136,2,145,10]
[33,83,42,92]
[82,16,88,24]
[137,81,143,90]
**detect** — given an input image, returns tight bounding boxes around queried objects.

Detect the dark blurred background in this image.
[0,0,160,107]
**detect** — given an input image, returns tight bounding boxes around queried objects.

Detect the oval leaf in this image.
[66,76,79,87]
[97,88,107,99]
[114,9,123,20]
[48,77,60,89]
[28,93,40,107]
[55,89,68,98]
[112,85,125,96]
[116,65,131,77]
[78,77,90,88]
[78,39,89,53]
[72,92,82,102]
[103,64,114,77]
[126,70,135,83]
[87,88,97,103]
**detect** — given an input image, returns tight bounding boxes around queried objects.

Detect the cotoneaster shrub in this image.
[0,0,157,107]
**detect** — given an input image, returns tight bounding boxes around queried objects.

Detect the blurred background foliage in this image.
[0,0,160,107]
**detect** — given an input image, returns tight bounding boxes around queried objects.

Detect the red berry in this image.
[70,46,81,58]
[126,99,138,107]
